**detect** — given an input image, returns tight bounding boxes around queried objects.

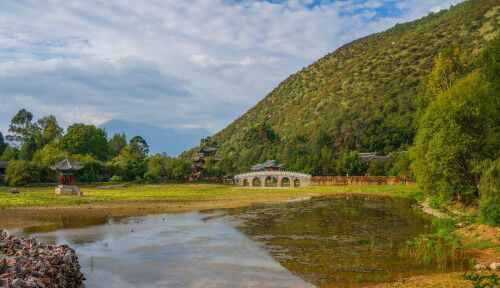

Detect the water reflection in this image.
[8,196,470,287]
[229,196,468,287]
[11,212,311,288]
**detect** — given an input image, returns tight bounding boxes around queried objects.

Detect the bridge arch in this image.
[234,171,311,188]
[281,177,290,187]
[265,176,278,187]
[294,179,301,187]
[252,177,262,187]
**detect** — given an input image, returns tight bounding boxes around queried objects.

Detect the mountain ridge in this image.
[207,0,499,172]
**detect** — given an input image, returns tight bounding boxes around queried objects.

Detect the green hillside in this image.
[209,0,499,172]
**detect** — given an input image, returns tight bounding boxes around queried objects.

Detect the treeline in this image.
[206,124,411,177]
[0,112,193,186]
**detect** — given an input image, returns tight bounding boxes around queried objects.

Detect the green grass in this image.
[0,184,418,208]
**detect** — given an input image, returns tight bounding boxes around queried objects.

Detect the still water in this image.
[9,196,469,287]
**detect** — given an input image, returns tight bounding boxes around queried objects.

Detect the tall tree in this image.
[60,124,110,161]
[109,133,127,156]
[6,108,37,146]
[129,136,149,157]
[37,115,63,144]
[0,131,6,156]
[411,40,500,203]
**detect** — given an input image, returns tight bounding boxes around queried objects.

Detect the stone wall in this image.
[311,176,411,186]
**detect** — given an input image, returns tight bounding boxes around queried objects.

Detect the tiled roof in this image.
[251,160,284,171]
[50,159,83,171]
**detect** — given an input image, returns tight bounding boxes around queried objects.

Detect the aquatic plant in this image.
[462,271,498,288]
[401,218,470,269]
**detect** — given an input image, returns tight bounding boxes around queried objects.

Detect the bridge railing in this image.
[233,170,311,180]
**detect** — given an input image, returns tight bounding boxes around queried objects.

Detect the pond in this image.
[7,196,470,287]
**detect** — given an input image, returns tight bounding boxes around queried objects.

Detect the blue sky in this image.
[0,0,462,135]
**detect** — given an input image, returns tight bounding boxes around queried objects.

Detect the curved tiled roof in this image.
[50,159,83,171]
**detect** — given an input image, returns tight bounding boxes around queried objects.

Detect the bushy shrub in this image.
[479,159,500,226]
[5,160,40,187]
[109,175,123,182]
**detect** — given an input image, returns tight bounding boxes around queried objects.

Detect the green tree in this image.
[5,160,40,186]
[479,158,500,226]
[6,108,36,145]
[32,143,70,167]
[0,131,6,156]
[410,71,499,202]
[166,158,191,181]
[336,151,367,176]
[367,160,388,176]
[37,115,63,144]
[109,146,147,181]
[60,124,110,161]
[0,146,19,161]
[109,133,127,156]
[146,154,168,181]
[6,109,42,159]
[129,136,149,157]
[216,156,236,177]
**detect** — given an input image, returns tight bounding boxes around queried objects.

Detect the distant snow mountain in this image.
[98,119,210,156]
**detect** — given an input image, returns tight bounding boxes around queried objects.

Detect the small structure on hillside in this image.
[251,160,284,172]
[191,145,219,179]
[50,159,83,196]
[358,152,389,163]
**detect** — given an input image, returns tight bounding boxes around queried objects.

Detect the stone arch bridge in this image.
[233,171,311,187]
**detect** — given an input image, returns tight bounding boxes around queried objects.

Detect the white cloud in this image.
[0,0,462,133]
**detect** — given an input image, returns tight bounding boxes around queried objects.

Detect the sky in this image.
[0,0,462,134]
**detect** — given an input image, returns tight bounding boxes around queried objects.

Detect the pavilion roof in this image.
[196,146,217,153]
[251,160,284,171]
[50,159,83,171]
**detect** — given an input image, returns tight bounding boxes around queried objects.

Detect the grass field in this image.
[0,183,419,208]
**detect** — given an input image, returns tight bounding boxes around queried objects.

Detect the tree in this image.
[109,146,147,181]
[5,160,40,186]
[37,115,63,144]
[109,133,127,156]
[5,109,42,159]
[0,131,6,156]
[0,146,19,161]
[6,108,36,145]
[146,154,168,181]
[410,71,499,202]
[129,136,149,157]
[216,156,236,177]
[479,158,499,226]
[60,124,110,161]
[336,151,367,176]
[32,143,70,167]
[415,46,471,121]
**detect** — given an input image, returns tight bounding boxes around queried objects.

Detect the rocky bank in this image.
[0,231,84,288]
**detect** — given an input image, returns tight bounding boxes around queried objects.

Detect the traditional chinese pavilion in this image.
[50,159,83,196]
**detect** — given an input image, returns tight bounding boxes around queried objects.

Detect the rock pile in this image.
[0,231,84,287]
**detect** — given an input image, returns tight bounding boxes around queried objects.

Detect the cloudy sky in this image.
[0,0,461,134]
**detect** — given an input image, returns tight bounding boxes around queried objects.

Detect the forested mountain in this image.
[209,0,499,173]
